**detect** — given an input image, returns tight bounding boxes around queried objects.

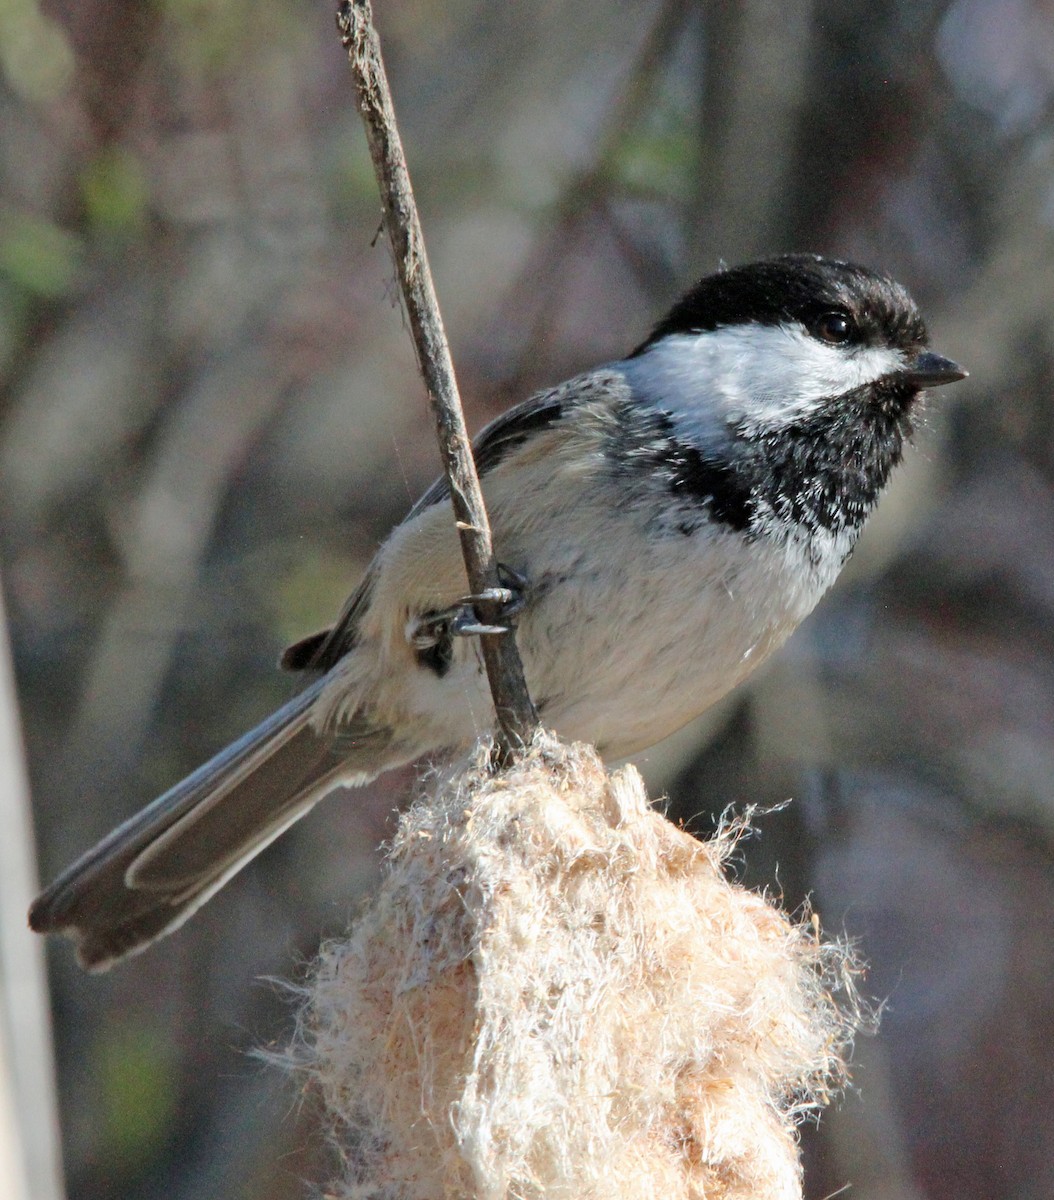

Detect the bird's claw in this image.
[410,564,528,647]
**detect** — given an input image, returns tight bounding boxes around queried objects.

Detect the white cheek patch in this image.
[623,324,907,436]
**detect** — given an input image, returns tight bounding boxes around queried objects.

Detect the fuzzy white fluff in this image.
[288,735,866,1200]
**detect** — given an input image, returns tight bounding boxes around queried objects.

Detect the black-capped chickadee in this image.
[30,254,966,970]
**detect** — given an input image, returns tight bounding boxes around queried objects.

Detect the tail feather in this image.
[29,681,394,971]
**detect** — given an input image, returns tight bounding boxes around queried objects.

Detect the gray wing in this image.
[280,387,569,674]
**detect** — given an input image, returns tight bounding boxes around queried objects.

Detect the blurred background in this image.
[2,0,1053,1196]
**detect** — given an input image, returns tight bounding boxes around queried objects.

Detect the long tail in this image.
[29,680,394,971]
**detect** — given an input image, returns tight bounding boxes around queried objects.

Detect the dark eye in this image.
[812,311,854,345]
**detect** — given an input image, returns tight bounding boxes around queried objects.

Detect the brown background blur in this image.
[3,0,1054,1197]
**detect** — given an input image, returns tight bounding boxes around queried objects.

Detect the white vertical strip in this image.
[0,579,65,1200]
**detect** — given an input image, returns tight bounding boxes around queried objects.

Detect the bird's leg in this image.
[409,563,528,647]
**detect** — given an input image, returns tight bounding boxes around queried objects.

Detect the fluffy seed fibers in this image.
[291,734,862,1200]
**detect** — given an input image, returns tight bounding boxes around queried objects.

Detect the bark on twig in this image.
[336,0,538,762]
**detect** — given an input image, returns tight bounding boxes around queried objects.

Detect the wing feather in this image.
[280,388,568,673]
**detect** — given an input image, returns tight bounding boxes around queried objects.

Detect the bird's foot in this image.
[409,564,527,647]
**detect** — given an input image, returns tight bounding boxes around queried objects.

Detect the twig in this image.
[336,0,538,762]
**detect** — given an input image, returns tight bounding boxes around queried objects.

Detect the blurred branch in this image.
[0,577,65,1200]
[489,0,690,391]
[55,349,294,853]
[695,0,816,263]
[337,0,537,761]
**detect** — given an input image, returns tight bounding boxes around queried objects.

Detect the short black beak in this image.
[903,350,967,389]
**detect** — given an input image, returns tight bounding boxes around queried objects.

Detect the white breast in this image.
[511,509,845,757]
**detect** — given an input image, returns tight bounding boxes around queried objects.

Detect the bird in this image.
[29,254,966,971]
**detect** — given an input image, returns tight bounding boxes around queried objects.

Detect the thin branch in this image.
[336,0,538,762]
